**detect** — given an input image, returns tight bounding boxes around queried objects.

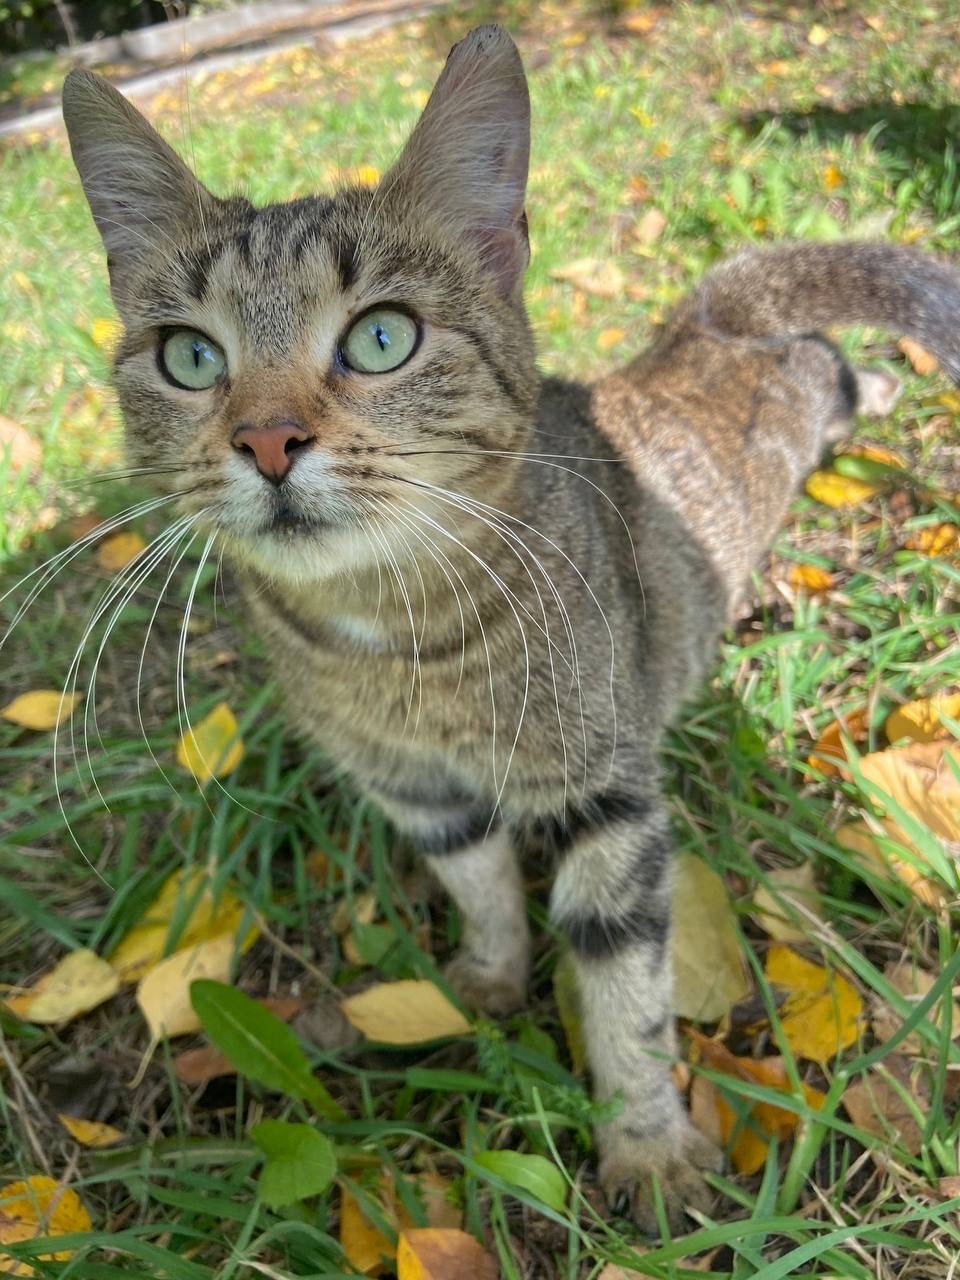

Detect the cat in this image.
[62,24,960,1234]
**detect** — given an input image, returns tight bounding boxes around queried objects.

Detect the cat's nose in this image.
[231,420,312,484]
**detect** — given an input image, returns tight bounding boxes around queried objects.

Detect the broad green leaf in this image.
[472,1150,567,1213]
[251,1120,337,1208]
[190,980,344,1119]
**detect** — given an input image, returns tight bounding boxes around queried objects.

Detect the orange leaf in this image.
[859,740,960,844]
[898,337,939,376]
[397,1228,498,1280]
[788,563,835,593]
[885,693,960,745]
[906,523,960,557]
[340,1173,462,1276]
[597,327,626,350]
[822,164,843,191]
[807,706,870,777]
[0,1176,92,1273]
[96,531,145,571]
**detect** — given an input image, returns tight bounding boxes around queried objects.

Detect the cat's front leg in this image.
[548,790,721,1234]
[372,791,531,1015]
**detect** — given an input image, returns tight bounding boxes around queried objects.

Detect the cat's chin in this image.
[222,525,384,588]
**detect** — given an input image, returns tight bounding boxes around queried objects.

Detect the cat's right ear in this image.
[62,70,214,293]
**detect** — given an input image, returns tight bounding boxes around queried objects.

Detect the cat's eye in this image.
[340,308,419,374]
[160,329,226,390]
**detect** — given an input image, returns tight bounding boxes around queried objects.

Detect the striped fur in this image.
[63,24,960,1234]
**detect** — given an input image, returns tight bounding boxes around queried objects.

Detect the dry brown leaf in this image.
[885,694,960,745]
[633,207,667,246]
[860,740,960,844]
[4,950,118,1024]
[331,889,378,936]
[0,415,41,473]
[805,470,881,508]
[340,980,471,1045]
[136,934,235,1041]
[550,257,624,299]
[96,531,145,572]
[396,1228,498,1280]
[788,564,835,593]
[807,706,870,778]
[753,863,822,943]
[842,1058,926,1156]
[688,1032,825,1174]
[672,853,750,1022]
[937,1175,960,1197]
[871,959,960,1054]
[836,820,945,908]
[175,702,244,783]
[898,337,939,376]
[0,1176,92,1274]
[1,690,82,732]
[109,867,257,984]
[172,994,304,1083]
[57,1115,125,1148]
[765,945,862,1065]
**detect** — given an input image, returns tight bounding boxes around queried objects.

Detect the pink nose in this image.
[232,420,312,483]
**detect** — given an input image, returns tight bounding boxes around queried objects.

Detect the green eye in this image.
[160,329,226,390]
[341,308,419,374]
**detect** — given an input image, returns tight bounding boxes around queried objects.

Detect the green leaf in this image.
[190,980,344,1120]
[404,1067,495,1094]
[251,1120,337,1209]
[473,1150,567,1212]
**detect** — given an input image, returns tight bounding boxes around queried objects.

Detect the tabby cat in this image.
[62,25,960,1232]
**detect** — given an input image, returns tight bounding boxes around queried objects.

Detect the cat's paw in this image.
[598,1118,721,1237]
[443,949,528,1017]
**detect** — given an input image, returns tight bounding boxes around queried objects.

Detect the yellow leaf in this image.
[553,950,587,1073]
[807,22,830,45]
[753,863,822,943]
[90,317,122,351]
[836,820,945,908]
[906,523,960,557]
[672,853,749,1022]
[397,1228,498,1280]
[936,390,960,415]
[109,867,257,983]
[822,164,843,191]
[3,950,118,1024]
[805,470,881,508]
[96,531,145,572]
[1,690,82,731]
[806,706,871,778]
[860,740,960,844]
[885,694,960,745]
[788,563,835,593]
[898,337,939,376]
[765,945,863,1065]
[11,271,36,297]
[339,1187,393,1276]
[340,980,471,1045]
[175,702,244,782]
[340,1173,460,1276]
[0,1176,92,1273]
[57,1115,125,1148]
[597,327,626,350]
[136,933,235,1041]
[550,257,625,299]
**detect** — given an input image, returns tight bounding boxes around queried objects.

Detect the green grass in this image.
[1,1,960,1275]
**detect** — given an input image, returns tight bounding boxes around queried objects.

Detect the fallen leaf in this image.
[842,1057,926,1156]
[553,950,587,1073]
[765,945,863,1065]
[753,863,822,943]
[4,950,118,1024]
[860,741,960,844]
[551,257,625,299]
[340,1186,394,1276]
[898,337,939,376]
[331,889,378,937]
[57,1115,125,1148]
[688,1033,825,1174]
[0,1176,92,1274]
[136,934,235,1041]
[89,317,122,351]
[885,694,960,745]
[341,980,471,1045]
[0,415,41,473]
[109,867,257,983]
[905,523,960,557]
[672,853,750,1022]
[937,1176,960,1198]
[788,564,835,593]
[96,531,145,572]
[871,959,960,1054]
[172,995,304,1083]
[759,59,792,76]
[340,1173,462,1276]
[836,820,945,908]
[175,702,244,783]
[597,327,627,350]
[397,1228,498,1280]
[805,470,881,508]
[633,207,667,246]
[807,22,830,45]
[822,164,843,191]
[1,691,82,731]
[807,706,870,778]
[622,11,659,34]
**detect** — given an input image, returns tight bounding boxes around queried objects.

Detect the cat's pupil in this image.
[375,324,388,351]
[192,342,203,367]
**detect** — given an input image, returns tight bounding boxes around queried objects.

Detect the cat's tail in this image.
[682,241,960,383]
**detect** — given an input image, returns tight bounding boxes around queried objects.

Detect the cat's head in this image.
[62,25,536,584]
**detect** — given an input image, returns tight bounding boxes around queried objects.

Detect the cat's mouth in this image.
[261,495,329,536]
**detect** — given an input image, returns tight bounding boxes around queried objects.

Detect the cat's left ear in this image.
[383,25,530,297]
